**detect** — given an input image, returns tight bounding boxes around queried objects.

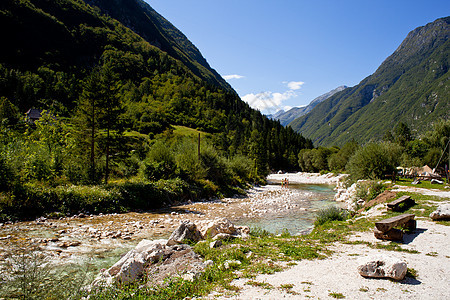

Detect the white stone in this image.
[430,204,450,220]
[223,260,242,270]
[167,220,203,245]
[357,255,407,280]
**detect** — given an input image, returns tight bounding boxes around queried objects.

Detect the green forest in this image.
[0,0,312,221]
[297,120,450,182]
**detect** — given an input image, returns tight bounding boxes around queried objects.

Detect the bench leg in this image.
[404,219,416,230]
[374,228,403,241]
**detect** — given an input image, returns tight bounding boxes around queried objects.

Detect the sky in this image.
[146,0,449,115]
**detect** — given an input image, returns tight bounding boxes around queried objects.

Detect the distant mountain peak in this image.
[268,85,347,126]
[289,17,450,146]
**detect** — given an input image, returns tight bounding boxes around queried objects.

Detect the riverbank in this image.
[212,219,449,299]
[267,172,346,185]
[205,182,450,300]
[0,180,336,285]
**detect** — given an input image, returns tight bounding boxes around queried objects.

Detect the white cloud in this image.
[242,90,296,113]
[241,80,305,114]
[223,74,245,80]
[287,81,305,90]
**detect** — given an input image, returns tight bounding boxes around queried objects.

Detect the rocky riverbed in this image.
[0,176,340,280]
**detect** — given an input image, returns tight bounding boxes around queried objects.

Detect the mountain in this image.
[289,17,450,146]
[268,86,347,126]
[0,0,311,172]
[84,0,231,91]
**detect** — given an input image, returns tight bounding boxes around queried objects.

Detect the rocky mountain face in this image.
[289,17,449,146]
[268,86,347,126]
[83,0,231,91]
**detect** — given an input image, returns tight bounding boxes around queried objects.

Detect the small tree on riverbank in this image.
[346,142,402,180]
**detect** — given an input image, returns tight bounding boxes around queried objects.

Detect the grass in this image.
[19,185,442,299]
[83,215,378,299]
[246,280,273,289]
[379,191,449,224]
[406,268,418,279]
[329,291,345,298]
[314,206,349,226]
[395,178,449,191]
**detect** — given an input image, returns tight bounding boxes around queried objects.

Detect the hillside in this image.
[0,0,311,174]
[289,17,450,146]
[84,0,231,91]
[269,85,347,126]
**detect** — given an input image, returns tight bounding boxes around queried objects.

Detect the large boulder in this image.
[91,239,208,287]
[430,204,450,221]
[167,220,203,246]
[107,239,167,284]
[357,255,407,281]
[91,219,249,289]
[200,218,250,239]
[146,244,206,286]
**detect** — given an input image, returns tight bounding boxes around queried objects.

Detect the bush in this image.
[228,155,254,182]
[0,155,15,191]
[355,181,386,202]
[346,142,401,180]
[174,139,206,181]
[314,206,348,226]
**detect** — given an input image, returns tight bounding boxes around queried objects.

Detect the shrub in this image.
[314,206,348,226]
[227,155,254,182]
[0,155,15,191]
[174,139,206,181]
[355,181,386,202]
[346,142,401,180]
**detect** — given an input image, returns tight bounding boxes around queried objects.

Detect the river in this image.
[0,182,337,283]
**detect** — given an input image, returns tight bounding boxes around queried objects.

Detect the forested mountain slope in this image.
[0,0,311,175]
[289,17,449,146]
[84,0,232,91]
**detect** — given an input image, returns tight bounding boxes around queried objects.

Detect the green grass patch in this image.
[329,291,345,298]
[314,206,349,226]
[246,280,273,289]
[406,268,418,279]
[395,178,449,191]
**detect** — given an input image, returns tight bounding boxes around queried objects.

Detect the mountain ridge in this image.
[268,85,347,126]
[83,0,232,91]
[289,16,449,146]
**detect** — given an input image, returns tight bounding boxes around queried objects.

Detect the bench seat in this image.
[374,214,416,241]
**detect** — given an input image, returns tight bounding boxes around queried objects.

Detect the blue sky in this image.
[146,0,449,114]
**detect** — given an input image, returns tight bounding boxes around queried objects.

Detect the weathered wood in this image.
[387,195,415,212]
[374,228,403,241]
[387,196,411,207]
[375,214,415,233]
[405,219,417,230]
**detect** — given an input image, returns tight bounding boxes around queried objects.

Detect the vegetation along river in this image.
[0,183,337,280]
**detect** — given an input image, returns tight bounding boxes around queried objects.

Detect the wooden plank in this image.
[387,196,411,207]
[375,214,415,232]
[374,228,403,241]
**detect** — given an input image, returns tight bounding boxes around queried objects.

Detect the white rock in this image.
[357,255,407,280]
[223,260,242,270]
[430,204,450,220]
[200,218,240,238]
[167,220,203,246]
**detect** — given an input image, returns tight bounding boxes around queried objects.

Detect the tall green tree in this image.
[75,65,123,184]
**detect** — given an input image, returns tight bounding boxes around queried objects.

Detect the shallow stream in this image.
[0,183,337,281]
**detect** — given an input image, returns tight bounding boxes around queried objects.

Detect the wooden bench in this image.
[374,214,416,241]
[387,195,415,212]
